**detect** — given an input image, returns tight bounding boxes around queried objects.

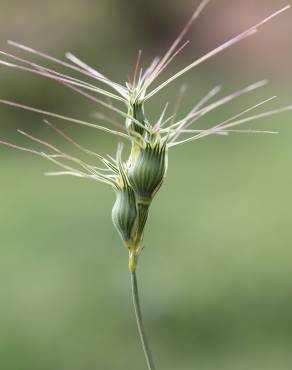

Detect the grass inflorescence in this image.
[0,1,291,369]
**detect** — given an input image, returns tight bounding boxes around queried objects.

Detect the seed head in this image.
[0,2,291,272]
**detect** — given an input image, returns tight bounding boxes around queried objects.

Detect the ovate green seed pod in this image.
[128,141,168,203]
[112,185,137,245]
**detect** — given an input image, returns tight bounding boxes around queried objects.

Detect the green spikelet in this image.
[111,146,138,247]
[112,184,137,246]
[126,101,146,136]
[128,140,168,204]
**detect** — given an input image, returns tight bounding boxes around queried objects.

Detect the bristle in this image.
[0,99,130,139]
[175,96,277,139]
[222,104,292,130]
[0,57,125,102]
[93,112,125,131]
[59,81,149,134]
[0,139,40,155]
[137,58,160,90]
[145,28,257,101]
[65,51,128,98]
[0,50,103,91]
[45,171,85,177]
[140,40,190,93]
[211,96,277,130]
[43,119,106,161]
[169,100,292,147]
[145,0,210,86]
[155,103,169,130]
[169,85,222,141]
[168,80,268,133]
[145,5,291,100]
[8,40,128,98]
[132,50,142,87]
[16,129,103,176]
[170,84,187,125]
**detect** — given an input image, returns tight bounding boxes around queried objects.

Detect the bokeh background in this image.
[1,0,292,369]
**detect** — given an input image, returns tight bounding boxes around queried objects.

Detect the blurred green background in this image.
[1,0,292,369]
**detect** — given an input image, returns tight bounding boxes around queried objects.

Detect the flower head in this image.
[0,1,291,271]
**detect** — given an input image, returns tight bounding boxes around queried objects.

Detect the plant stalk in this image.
[130,270,156,370]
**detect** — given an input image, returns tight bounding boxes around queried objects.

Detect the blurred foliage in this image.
[1,0,292,369]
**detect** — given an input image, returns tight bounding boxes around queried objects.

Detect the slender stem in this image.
[130,270,157,370]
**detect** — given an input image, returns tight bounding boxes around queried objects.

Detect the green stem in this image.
[130,270,157,370]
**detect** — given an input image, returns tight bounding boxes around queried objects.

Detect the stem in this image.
[130,270,157,370]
